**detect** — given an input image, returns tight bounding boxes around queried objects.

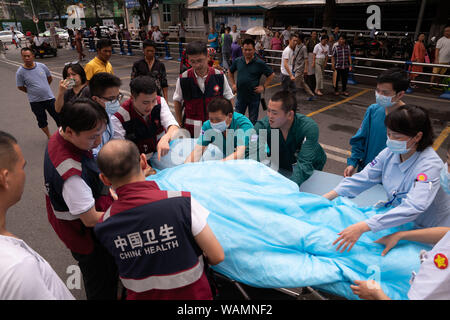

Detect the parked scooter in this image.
[366,33,382,59]
[352,33,366,58]
[32,41,57,58]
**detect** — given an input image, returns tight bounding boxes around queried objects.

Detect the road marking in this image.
[320,143,351,156]
[433,126,450,151]
[306,88,371,117]
[120,76,131,80]
[324,153,347,164]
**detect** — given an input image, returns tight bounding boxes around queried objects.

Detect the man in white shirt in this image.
[281,26,291,47]
[230,25,240,44]
[0,131,74,300]
[280,33,299,93]
[430,26,450,87]
[313,35,329,96]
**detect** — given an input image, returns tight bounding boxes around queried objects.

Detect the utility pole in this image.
[29,0,40,34]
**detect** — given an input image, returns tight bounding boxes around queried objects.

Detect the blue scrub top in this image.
[336,146,450,232]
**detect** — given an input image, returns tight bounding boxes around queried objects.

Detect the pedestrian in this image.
[67,28,75,49]
[173,41,234,137]
[11,26,21,49]
[270,31,283,51]
[151,26,163,42]
[292,34,315,99]
[94,139,224,300]
[207,27,219,50]
[139,26,147,41]
[0,131,75,300]
[228,38,275,124]
[281,26,291,47]
[332,26,341,43]
[221,27,232,71]
[331,35,352,96]
[409,33,427,87]
[84,38,114,81]
[131,39,169,101]
[430,26,450,88]
[344,68,409,177]
[75,29,86,61]
[88,27,96,52]
[55,62,90,113]
[313,35,329,96]
[178,22,187,44]
[280,34,299,93]
[44,99,119,300]
[16,47,60,139]
[230,25,240,44]
[261,30,272,50]
[231,39,243,63]
[305,31,318,93]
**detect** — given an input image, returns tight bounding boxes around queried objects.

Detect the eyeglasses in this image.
[64,60,80,66]
[101,93,123,104]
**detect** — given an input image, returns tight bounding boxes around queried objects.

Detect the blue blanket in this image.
[148,159,430,300]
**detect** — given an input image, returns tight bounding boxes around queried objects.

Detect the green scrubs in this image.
[197,112,254,157]
[253,113,327,187]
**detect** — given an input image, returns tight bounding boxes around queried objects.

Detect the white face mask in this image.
[105,100,120,115]
[375,91,396,108]
[440,163,450,194]
[386,137,412,155]
[210,120,227,133]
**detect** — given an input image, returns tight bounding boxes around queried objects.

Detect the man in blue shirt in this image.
[16,47,60,138]
[228,38,274,124]
[207,27,218,50]
[344,68,409,177]
[185,97,254,163]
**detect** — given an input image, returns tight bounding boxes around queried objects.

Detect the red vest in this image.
[179,67,225,138]
[114,96,165,155]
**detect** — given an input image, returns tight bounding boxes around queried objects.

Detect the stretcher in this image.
[148,139,429,300]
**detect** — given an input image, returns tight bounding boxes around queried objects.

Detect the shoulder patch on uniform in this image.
[370,159,377,167]
[434,253,448,269]
[416,173,428,182]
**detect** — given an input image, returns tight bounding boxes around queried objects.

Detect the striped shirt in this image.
[332,44,351,69]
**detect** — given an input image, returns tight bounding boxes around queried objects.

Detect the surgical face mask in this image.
[210,120,227,132]
[105,100,120,115]
[375,91,396,108]
[440,163,450,194]
[386,137,411,155]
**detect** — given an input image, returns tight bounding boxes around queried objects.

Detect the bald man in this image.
[0,131,74,299]
[94,140,224,300]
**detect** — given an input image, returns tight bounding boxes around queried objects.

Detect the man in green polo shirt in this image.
[228,38,274,124]
[253,91,327,187]
[185,97,254,163]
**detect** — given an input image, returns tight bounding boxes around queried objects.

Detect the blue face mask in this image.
[375,91,395,108]
[210,120,227,133]
[440,163,450,194]
[105,100,120,115]
[386,137,411,155]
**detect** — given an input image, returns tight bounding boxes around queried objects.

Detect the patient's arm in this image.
[222,145,246,161]
[322,190,338,200]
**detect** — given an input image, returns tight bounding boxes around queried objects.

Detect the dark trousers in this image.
[281,74,297,93]
[235,97,261,124]
[29,98,60,128]
[335,68,349,92]
[71,239,119,300]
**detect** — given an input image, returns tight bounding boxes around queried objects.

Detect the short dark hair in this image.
[96,38,112,50]
[60,98,109,134]
[62,63,87,84]
[320,35,329,41]
[225,27,231,32]
[339,34,347,41]
[290,33,300,40]
[89,73,121,98]
[270,91,297,113]
[207,97,233,115]
[20,47,33,55]
[377,68,410,93]
[385,104,434,152]
[242,38,255,47]
[142,39,156,50]
[186,41,207,56]
[130,76,157,97]
[0,131,18,170]
[97,140,141,183]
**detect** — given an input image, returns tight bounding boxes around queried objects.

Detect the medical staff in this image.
[185,97,253,163]
[344,68,409,177]
[323,105,450,253]
[351,226,450,300]
[253,91,327,187]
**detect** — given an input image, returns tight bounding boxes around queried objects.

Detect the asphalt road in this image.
[0,43,448,300]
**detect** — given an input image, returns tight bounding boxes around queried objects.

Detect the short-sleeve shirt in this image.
[84,56,114,81]
[208,33,219,49]
[229,56,273,103]
[197,112,254,157]
[63,85,90,105]
[16,62,54,103]
[313,43,329,59]
[293,44,308,74]
[436,36,450,63]
[0,235,75,300]
[281,46,295,76]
